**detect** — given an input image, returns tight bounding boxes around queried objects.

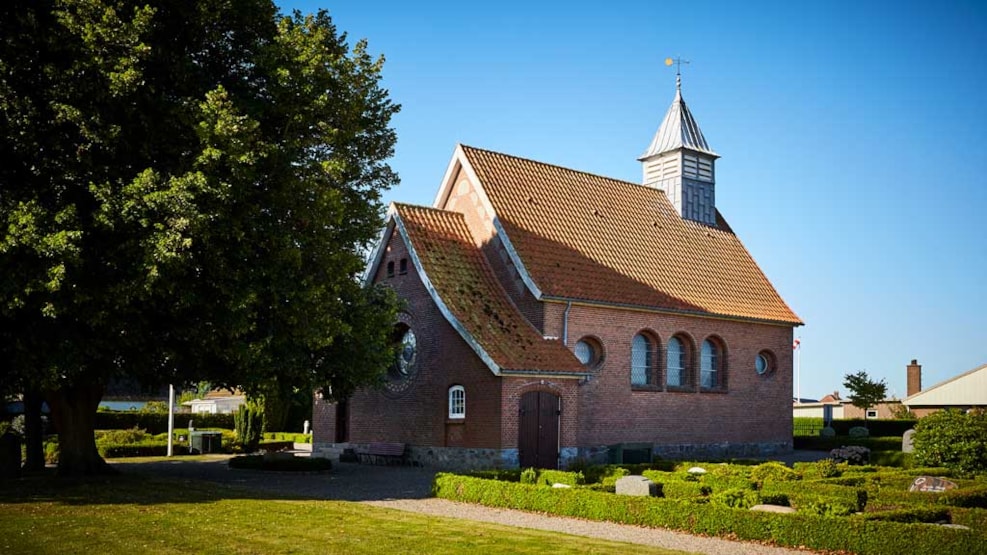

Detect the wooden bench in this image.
[358,442,407,465]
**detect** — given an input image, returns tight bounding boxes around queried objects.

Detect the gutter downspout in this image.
[562,300,572,346]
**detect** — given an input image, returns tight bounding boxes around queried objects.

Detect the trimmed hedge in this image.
[432,474,981,555]
[99,442,189,458]
[794,436,903,452]
[262,432,312,443]
[830,419,917,437]
[94,412,234,434]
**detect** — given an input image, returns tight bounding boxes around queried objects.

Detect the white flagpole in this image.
[167,384,175,457]
[796,339,802,405]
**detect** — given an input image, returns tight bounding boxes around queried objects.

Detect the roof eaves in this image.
[542,295,803,328]
[392,209,504,377]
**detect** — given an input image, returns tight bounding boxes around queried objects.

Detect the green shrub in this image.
[710,488,760,509]
[820,426,836,438]
[859,507,950,523]
[99,442,189,458]
[800,499,858,517]
[537,469,585,487]
[43,438,59,464]
[938,486,987,509]
[913,409,987,475]
[227,454,331,472]
[234,405,263,453]
[93,412,234,434]
[759,493,790,506]
[519,467,537,484]
[95,427,149,445]
[261,432,312,443]
[750,462,800,485]
[469,468,523,482]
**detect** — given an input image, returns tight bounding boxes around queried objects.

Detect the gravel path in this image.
[114,453,829,555]
[367,498,811,555]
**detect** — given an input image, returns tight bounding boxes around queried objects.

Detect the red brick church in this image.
[313,77,802,468]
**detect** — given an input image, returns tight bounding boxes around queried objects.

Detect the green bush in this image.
[938,486,987,509]
[234,405,263,453]
[913,409,987,475]
[710,488,760,509]
[859,507,951,523]
[537,470,584,487]
[830,419,917,437]
[44,438,59,464]
[99,442,189,458]
[95,427,149,445]
[519,468,537,484]
[432,473,982,555]
[261,432,312,443]
[88,412,233,434]
[750,462,800,485]
[227,454,331,472]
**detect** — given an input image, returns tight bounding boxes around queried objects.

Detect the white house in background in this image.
[183,390,246,414]
[904,361,987,417]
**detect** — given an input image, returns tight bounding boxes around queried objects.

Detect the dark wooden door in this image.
[518,391,560,469]
[334,400,349,443]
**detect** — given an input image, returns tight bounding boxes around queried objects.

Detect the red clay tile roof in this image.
[460,145,802,325]
[395,203,587,375]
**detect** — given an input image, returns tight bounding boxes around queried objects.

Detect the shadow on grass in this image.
[0,457,438,505]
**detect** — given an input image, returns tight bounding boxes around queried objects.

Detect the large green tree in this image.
[0,0,400,475]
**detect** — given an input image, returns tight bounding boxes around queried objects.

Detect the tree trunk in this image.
[22,389,45,471]
[45,382,115,476]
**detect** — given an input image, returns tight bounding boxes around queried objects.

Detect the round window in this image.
[574,340,594,365]
[755,351,774,376]
[397,329,416,375]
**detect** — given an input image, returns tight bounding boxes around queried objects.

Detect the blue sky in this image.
[282,0,987,401]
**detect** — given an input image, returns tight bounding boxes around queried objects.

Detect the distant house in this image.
[904,360,987,417]
[184,390,245,414]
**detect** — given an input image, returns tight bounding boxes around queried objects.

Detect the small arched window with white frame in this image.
[448,385,466,419]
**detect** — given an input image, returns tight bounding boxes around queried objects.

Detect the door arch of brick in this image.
[518,390,560,469]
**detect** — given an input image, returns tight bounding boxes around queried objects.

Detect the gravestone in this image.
[751,504,797,514]
[909,476,958,493]
[0,432,21,479]
[615,475,659,497]
[902,429,916,454]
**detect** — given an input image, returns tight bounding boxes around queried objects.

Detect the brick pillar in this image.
[906,359,922,397]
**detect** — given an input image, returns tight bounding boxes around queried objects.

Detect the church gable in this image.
[384,203,586,377]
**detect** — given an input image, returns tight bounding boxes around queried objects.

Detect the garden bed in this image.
[436,460,985,555]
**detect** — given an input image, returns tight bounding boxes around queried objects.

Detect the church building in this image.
[313,76,802,469]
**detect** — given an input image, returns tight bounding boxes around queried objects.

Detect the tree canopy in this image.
[842,371,888,420]
[0,0,400,475]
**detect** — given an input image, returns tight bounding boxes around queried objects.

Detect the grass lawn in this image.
[0,474,691,555]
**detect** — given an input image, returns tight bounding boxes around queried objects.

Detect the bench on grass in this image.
[359,442,407,465]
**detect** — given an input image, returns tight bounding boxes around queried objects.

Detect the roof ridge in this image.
[460,143,658,192]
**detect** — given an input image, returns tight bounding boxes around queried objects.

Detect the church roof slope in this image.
[460,145,801,326]
[394,203,587,375]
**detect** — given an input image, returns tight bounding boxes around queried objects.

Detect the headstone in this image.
[0,432,21,479]
[750,504,797,514]
[551,483,571,488]
[902,429,916,454]
[909,476,958,493]
[687,466,707,474]
[615,475,659,497]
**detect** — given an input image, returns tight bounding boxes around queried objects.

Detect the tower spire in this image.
[640,58,719,227]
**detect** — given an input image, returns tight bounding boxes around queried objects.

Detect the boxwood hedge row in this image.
[432,473,981,555]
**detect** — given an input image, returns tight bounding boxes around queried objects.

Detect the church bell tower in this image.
[639,64,719,226]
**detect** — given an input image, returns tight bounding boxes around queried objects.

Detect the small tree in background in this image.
[843,371,887,427]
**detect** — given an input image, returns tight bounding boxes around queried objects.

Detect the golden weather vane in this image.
[665,56,689,91]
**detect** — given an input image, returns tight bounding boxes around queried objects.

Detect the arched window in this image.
[448,385,465,419]
[701,339,719,389]
[666,336,684,388]
[631,334,653,386]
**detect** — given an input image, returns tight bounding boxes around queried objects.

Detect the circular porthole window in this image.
[755,351,775,376]
[385,324,419,396]
[574,337,604,369]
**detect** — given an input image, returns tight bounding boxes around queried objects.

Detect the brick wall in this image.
[543,301,794,449]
